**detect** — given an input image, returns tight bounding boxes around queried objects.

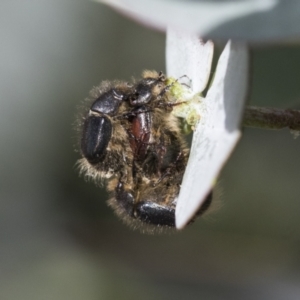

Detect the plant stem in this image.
[243,106,300,131]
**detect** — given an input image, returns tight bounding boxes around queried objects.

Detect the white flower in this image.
[166,29,248,228]
[98,0,300,43]
[96,0,250,229]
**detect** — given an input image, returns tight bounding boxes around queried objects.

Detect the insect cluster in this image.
[77,70,212,231]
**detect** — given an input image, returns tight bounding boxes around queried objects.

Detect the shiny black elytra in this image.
[81,89,125,165]
[114,182,213,227]
[115,182,177,227]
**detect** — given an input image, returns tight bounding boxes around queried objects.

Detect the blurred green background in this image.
[1,1,300,299]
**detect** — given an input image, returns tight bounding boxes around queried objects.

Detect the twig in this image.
[243,106,300,131]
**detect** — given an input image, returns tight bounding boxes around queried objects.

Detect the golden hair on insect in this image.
[76,71,214,232]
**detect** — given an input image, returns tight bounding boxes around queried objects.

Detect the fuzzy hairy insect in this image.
[77,70,212,232]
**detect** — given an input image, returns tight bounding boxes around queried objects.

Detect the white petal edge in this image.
[166,28,214,94]
[97,0,291,42]
[175,41,249,229]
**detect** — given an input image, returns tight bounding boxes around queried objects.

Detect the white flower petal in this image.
[166,28,214,94]
[96,0,300,42]
[176,41,249,229]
